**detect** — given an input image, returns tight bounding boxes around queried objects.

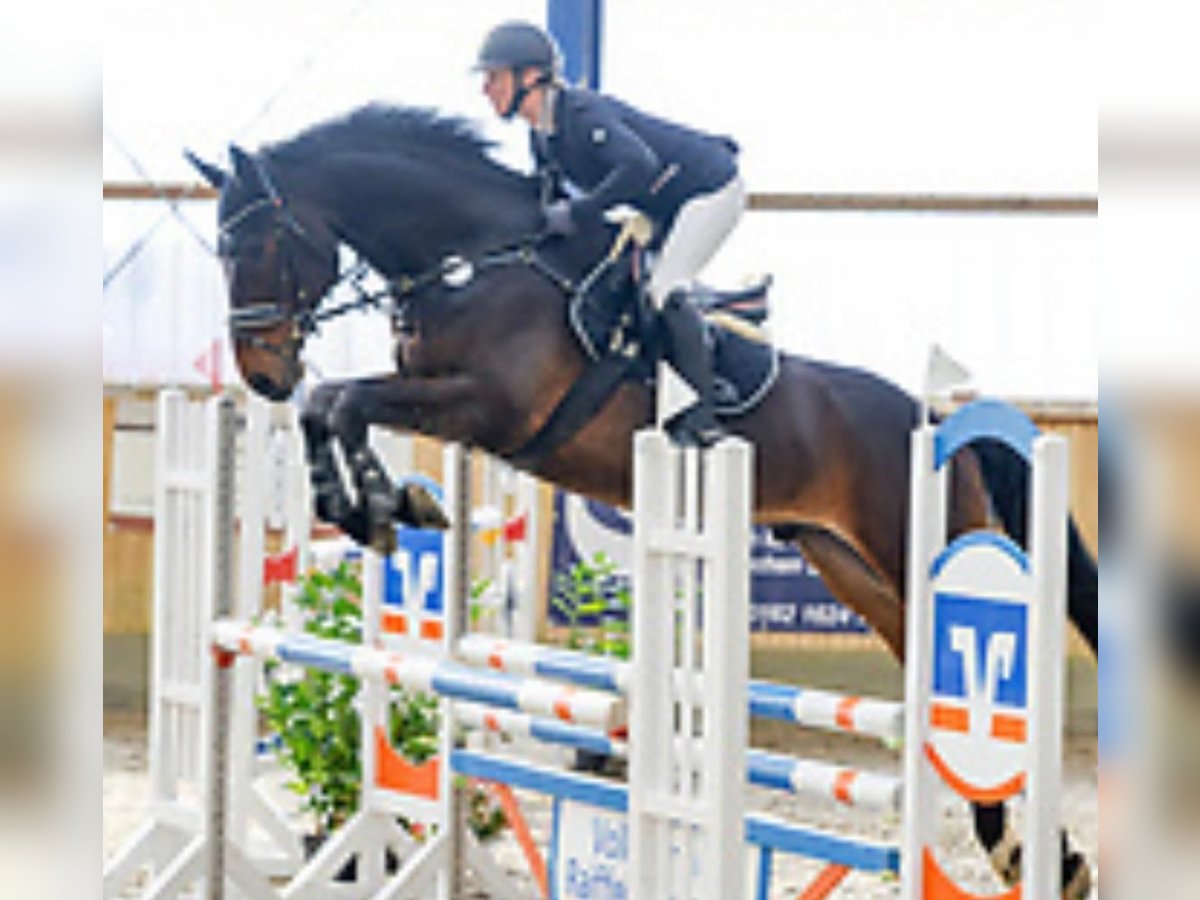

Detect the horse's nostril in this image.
[250,374,290,402]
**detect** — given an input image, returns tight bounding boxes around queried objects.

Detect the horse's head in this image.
[188,145,339,401]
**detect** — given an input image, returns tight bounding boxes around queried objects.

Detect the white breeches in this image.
[647,174,746,309]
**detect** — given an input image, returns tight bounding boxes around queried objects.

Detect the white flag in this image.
[656,364,698,427]
[923,344,972,398]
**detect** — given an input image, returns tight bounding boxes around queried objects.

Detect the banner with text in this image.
[549,491,867,633]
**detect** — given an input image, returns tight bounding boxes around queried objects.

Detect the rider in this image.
[475,20,745,447]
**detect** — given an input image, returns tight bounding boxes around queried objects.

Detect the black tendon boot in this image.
[658,290,726,447]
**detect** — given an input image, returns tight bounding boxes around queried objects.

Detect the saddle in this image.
[510,218,780,466]
[567,241,779,417]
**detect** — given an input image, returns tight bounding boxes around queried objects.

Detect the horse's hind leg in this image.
[787,526,907,659]
[973,803,1093,899]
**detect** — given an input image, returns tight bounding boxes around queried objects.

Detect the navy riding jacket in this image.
[531,87,738,235]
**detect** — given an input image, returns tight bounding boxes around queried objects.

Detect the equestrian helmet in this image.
[475,21,562,74]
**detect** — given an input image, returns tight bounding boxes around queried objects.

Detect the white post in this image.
[629,431,750,900]
[1025,435,1068,900]
[900,423,945,899]
[148,391,205,816]
[701,438,752,900]
[281,411,311,633]
[440,442,470,900]
[360,543,387,892]
[901,405,1068,900]
[203,395,238,899]
[513,472,540,643]
[229,397,268,852]
[630,430,676,900]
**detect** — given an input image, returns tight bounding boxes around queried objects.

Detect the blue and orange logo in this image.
[926,592,1029,804]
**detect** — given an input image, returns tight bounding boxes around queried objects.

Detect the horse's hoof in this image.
[1062,851,1092,900]
[400,483,451,530]
[988,828,1092,900]
[988,827,1023,887]
[370,530,397,556]
[367,495,398,556]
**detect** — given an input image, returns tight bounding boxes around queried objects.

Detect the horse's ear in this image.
[184,149,227,189]
[229,144,257,184]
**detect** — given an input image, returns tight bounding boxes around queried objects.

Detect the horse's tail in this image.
[973,439,1098,656]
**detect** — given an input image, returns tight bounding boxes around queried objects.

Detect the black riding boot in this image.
[658,290,725,447]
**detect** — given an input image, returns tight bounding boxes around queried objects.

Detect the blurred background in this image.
[2,0,1196,895]
[0,0,97,897]
[97,3,1106,897]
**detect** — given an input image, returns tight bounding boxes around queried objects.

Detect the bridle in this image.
[218,152,604,371]
[218,154,365,367]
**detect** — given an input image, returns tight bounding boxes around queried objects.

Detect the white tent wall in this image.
[104,201,228,387]
[104,202,1096,399]
[701,211,1097,400]
[104,214,397,388]
[605,0,1095,196]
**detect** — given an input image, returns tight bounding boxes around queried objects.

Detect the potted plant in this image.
[258,563,504,876]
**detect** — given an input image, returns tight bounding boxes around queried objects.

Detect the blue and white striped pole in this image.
[455,702,901,813]
[459,634,905,742]
[212,620,627,734]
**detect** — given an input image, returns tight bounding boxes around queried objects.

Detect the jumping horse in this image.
[189,104,1095,897]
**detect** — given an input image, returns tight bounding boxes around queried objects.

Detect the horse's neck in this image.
[286,152,616,284]
[298,155,540,277]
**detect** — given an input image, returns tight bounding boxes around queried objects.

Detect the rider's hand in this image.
[541,200,577,237]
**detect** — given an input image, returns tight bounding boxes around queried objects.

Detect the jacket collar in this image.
[535,83,563,137]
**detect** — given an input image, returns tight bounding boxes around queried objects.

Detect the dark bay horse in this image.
[189,104,1094,896]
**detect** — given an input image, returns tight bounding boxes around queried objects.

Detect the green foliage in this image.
[258,563,365,833]
[464,779,508,841]
[258,561,506,840]
[468,576,497,628]
[549,553,631,660]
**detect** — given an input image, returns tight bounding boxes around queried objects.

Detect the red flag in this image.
[193,338,224,392]
[263,546,299,586]
[502,512,528,544]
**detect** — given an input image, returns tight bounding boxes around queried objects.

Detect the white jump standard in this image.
[902,400,1069,900]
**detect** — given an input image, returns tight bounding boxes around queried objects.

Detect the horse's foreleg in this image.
[299,383,375,544]
[325,373,480,548]
[299,384,343,514]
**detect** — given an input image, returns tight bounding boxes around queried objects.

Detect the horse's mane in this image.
[265,103,514,178]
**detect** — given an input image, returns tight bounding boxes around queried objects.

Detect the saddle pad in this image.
[710,323,780,417]
[567,289,780,418]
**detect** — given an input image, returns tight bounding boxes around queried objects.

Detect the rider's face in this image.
[482,68,513,117]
